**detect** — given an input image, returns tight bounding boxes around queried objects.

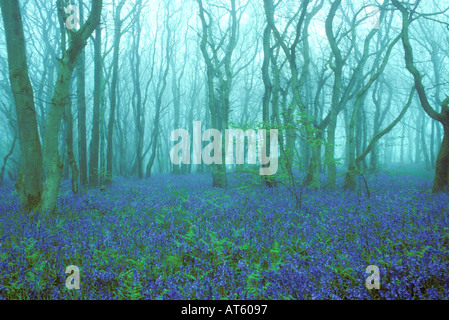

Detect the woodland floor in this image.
[0,165,448,299]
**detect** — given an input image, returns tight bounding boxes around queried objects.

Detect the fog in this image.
[0,0,449,302]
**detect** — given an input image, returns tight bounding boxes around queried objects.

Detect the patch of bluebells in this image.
[0,169,448,300]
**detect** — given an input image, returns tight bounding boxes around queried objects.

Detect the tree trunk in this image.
[343,103,358,191]
[146,3,170,178]
[400,123,405,163]
[323,0,343,189]
[40,1,102,213]
[64,97,79,194]
[392,0,449,192]
[414,115,421,164]
[421,112,431,169]
[106,2,125,185]
[434,122,449,192]
[76,0,88,187]
[344,87,413,191]
[39,64,73,213]
[0,134,17,186]
[325,110,338,188]
[1,0,44,210]
[430,120,436,168]
[261,24,276,187]
[305,139,321,188]
[99,89,106,185]
[197,0,239,189]
[89,25,102,187]
[145,123,159,178]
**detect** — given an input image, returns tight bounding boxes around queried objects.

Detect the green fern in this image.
[246,265,261,298]
[118,269,143,300]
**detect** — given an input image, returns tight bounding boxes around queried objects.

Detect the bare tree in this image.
[39,0,103,213]
[146,1,172,178]
[392,0,449,192]
[196,0,240,188]
[105,0,138,184]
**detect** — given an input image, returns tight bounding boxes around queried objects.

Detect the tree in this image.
[77,0,88,187]
[39,0,103,213]
[343,32,401,190]
[89,24,102,188]
[170,25,188,175]
[145,1,172,178]
[324,0,344,189]
[0,129,16,186]
[392,0,449,192]
[0,0,44,210]
[57,0,79,194]
[263,0,317,187]
[196,0,240,188]
[105,0,137,184]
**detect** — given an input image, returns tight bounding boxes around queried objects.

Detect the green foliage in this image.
[1,172,448,300]
[118,269,143,300]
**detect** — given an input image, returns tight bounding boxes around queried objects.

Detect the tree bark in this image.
[344,88,414,191]
[392,0,449,192]
[64,101,79,194]
[197,0,239,188]
[40,1,103,213]
[146,3,171,178]
[261,24,276,187]
[324,0,343,189]
[77,0,88,186]
[1,0,44,211]
[89,25,102,187]
[434,123,449,192]
[0,134,17,186]
[106,1,125,185]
